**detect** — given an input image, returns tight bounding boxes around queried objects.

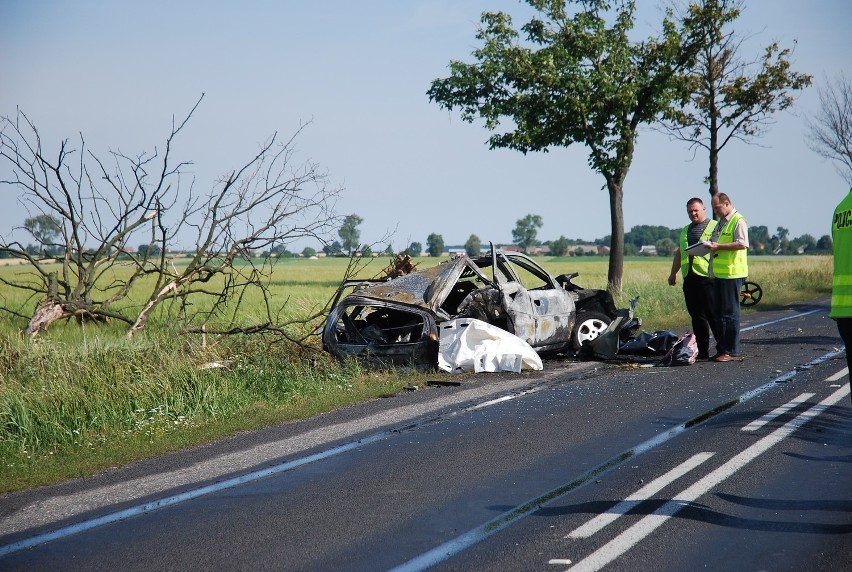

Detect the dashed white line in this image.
[564,383,851,572]
[566,452,715,539]
[826,367,849,382]
[741,393,815,432]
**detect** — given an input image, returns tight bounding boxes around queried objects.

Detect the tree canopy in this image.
[426,233,445,257]
[338,214,363,256]
[428,0,700,295]
[512,214,543,253]
[664,0,811,196]
[464,234,482,257]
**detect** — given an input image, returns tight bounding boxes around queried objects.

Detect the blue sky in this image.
[2,1,850,252]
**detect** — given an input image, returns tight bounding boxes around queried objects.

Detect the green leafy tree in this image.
[816,234,833,253]
[360,244,373,257]
[323,241,343,256]
[383,244,394,255]
[624,225,679,249]
[24,214,62,255]
[655,237,676,257]
[748,225,770,254]
[428,0,700,294]
[512,214,542,253]
[550,235,570,257]
[426,233,445,257]
[301,247,316,257]
[137,244,162,258]
[405,242,423,257]
[338,214,363,256]
[464,234,482,257]
[665,0,812,196]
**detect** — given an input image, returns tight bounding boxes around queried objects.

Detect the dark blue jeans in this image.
[712,277,744,356]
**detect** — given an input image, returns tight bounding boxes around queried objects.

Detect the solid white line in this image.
[741,393,815,432]
[739,309,821,332]
[389,349,843,572]
[827,367,849,382]
[566,383,850,572]
[0,433,388,558]
[566,452,715,539]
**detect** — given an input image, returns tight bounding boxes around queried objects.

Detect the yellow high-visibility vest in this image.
[678,220,718,278]
[830,191,852,318]
[712,212,748,279]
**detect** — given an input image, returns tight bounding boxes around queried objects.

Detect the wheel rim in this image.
[740,281,763,306]
[576,318,609,345]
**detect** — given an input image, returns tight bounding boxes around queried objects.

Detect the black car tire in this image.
[572,311,612,349]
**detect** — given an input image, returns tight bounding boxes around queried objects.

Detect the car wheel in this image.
[572,311,612,349]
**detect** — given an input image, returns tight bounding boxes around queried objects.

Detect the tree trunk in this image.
[708,119,720,197]
[127,280,180,337]
[606,178,625,298]
[708,79,720,198]
[25,300,67,337]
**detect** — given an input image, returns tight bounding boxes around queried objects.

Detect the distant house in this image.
[638,245,658,256]
[572,244,605,256]
[527,245,551,255]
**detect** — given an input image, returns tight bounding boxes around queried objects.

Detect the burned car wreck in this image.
[322,247,639,369]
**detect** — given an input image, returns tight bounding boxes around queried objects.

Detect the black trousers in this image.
[712,277,744,356]
[836,317,852,401]
[683,273,716,357]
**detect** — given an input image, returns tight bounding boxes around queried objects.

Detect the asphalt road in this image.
[1,298,849,571]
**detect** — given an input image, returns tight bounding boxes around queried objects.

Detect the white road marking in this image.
[827,367,849,382]
[389,349,844,572]
[549,558,573,565]
[565,383,850,572]
[741,393,815,432]
[566,452,715,539]
[739,309,821,332]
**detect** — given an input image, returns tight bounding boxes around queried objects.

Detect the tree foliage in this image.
[23,214,62,254]
[664,0,812,196]
[805,73,852,186]
[426,233,444,257]
[464,234,482,257]
[624,225,679,249]
[405,242,423,257]
[338,214,363,256]
[512,214,543,253]
[428,0,700,294]
[550,235,570,257]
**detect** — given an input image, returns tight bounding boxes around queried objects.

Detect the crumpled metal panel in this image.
[352,257,468,313]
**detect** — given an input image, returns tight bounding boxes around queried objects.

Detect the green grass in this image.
[0,254,833,492]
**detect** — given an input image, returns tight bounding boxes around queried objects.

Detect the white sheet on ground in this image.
[437,318,543,373]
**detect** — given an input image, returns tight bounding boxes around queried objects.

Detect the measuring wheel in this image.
[740,280,763,307]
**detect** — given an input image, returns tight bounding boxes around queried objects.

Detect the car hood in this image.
[345,256,488,317]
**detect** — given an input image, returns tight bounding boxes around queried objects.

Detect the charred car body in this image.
[322,247,638,368]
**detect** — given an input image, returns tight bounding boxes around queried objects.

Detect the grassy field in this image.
[0,254,833,492]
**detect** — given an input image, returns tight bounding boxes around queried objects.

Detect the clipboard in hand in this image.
[685,241,711,256]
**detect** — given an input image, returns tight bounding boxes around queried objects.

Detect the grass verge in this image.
[0,255,833,493]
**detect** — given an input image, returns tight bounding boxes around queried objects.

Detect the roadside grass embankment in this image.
[0,255,832,493]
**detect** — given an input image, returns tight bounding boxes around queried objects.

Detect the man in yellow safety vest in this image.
[668,197,719,359]
[708,193,749,362]
[830,188,852,396]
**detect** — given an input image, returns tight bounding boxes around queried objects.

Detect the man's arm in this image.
[668,247,681,286]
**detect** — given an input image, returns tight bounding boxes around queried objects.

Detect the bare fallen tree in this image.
[0,96,350,338]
